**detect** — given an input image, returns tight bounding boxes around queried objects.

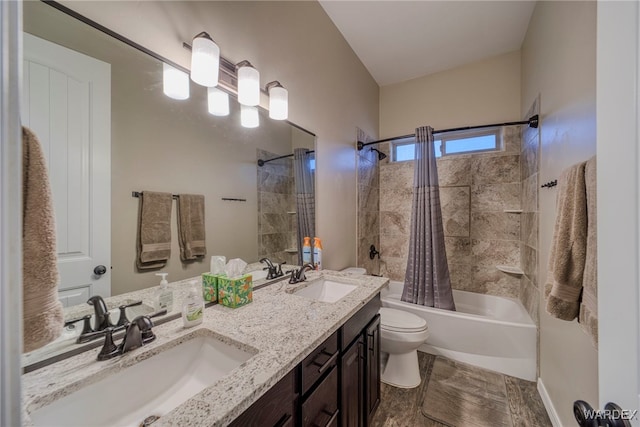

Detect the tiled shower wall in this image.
[257,149,298,265]
[519,99,540,327]
[378,126,523,299]
[357,128,381,275]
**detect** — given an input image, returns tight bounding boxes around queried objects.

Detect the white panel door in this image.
[22,33,111,299]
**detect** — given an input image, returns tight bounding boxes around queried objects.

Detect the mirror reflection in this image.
[22,1,315,367]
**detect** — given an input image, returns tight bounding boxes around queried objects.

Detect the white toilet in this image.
[340,267,429,389]
[378,307,429,388]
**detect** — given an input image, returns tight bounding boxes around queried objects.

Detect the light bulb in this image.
[241,105,259,128]
[162,63,189,100]
[268,85,288,120]
[237,64,260,106]
[207,87,229,116]
[190,33,219,87]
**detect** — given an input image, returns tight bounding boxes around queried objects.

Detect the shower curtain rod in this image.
[357,114,539,150]
[257,150,315,167]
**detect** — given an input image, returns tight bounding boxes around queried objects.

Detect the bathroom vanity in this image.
[21,271,388,427]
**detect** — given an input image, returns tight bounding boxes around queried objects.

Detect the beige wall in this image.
[521,2,598,425]
[380,51,521,137]
[58,1,380,277]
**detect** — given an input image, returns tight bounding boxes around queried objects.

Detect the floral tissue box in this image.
[202,273,221,302]
[218,274,253,308]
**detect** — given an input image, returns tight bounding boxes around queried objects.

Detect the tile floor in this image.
[370,352,551,427]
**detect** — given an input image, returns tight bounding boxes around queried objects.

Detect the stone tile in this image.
[358,184,379,212]
[258,170,293,194]
[444,237,471,265]
[380,210,412,236]
[471,266,520,298]
[380,234,410,259]
[358,211,379,240]
[471,183,521,212]
[380,256,406,282]
[502,125,522,154]
[259,192,294,214]
[380,186,412,212]
[519,276,540,325]
[504,376,551,427]
[471,154,520,185]
[521,173,538,213]
[472,239,520,268]
[259,232,289,255]
[380,161,414,190]
[257,157,293,177]
[521,134,539,180]
[471,212,520,240]
[376,142,391,166]
[449,263,472,291]
[521,244,537,287]
[259,213,291,234]
[440,186,470,237]
[521,212,538,249]
[436,157,472,186]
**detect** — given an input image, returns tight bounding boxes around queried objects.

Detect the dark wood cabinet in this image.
[364,315,381,425]
[340,335,364,427]
[230,294,381,427]
[229,369,298,427]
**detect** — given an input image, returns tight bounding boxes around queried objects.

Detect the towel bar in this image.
[541,180,557,189]
[132,191,178,199]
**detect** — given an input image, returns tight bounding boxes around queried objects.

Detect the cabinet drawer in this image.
[302,365,339,427]
[341,294,381,349]
[302,330,339,395]
[229,369,297,427]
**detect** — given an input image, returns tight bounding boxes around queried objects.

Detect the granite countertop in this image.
[22,270,389,427]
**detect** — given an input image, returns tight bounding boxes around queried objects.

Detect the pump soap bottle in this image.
[182,283,204,328]
[155,273,173,312]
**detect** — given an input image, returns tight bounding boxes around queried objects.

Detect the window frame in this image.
[390,126,503,162]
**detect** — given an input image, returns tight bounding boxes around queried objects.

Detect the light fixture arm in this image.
[265,81,283,91]
[235,60,254,70]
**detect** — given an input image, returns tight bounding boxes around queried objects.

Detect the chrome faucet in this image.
[260,257,284,280]
[289,263,315,284]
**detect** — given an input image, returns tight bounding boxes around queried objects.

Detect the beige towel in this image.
[136,191,173,270]
[544,161,588,320]
[579,156,598,347]
[177,194,206,261]
[22,127,64,353]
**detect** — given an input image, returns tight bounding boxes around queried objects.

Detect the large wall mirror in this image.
[22,1,315,367]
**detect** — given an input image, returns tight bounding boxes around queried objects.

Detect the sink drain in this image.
[140,415,160,427]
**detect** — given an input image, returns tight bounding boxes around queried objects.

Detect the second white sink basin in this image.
[292,278,358,303]
[30,331,256,427]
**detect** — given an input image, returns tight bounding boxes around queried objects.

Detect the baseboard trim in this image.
[538,377,564,427]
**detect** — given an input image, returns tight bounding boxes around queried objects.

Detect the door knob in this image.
[574,400,633,427]
[93,265,107,276]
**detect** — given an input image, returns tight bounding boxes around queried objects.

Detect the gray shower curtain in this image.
[294,148,315,265]
[401,126,456,310]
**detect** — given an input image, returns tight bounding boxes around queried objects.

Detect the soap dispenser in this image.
[182,283,204,328]
[155,272,173,312]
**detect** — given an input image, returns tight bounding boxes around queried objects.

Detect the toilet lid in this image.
[379,307,428,333]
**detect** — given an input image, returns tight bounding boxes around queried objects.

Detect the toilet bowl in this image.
[379,307,429,389]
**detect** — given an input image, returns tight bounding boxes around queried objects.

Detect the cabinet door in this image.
[341,335,364,427]
[365,315,381,426]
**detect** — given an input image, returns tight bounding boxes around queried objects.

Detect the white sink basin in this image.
[30,332,256,427]
[291,278,358,303]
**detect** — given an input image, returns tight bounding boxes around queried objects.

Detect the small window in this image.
[391,127,501,162]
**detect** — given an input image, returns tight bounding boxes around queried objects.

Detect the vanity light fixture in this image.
[207,87,230,116]
[190,32,220,87]
[266,81,288,120]
[236,60,260,106]
[241,105,259,128]
[162,63,190,100]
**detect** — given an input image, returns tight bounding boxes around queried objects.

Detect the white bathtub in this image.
[381,281,537,381]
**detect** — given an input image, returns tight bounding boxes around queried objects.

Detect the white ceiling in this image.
[319,1,536,86]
